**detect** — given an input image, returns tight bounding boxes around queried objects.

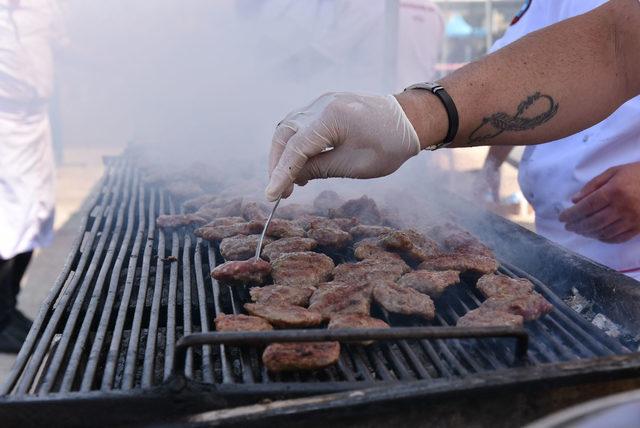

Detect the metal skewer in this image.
[254,196,281,261]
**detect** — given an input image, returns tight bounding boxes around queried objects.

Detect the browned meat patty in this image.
[352,239,409,269]
[219,234,274,261]
[241,201,269,221]
[156,213,207,229]
[264,218,306,238]
[329,195,382,225]
[194,221,264,242]
[381,229,441,262]
[203,216,246,227]
[249,284,316,307]
[262,342,340,372]
[482,292,553,321]
[165,181,204,200]
[196,198,243,221]
[417,252,498,274]
[275,203,314,220]
[182,194,218,213]
[307,226,352,248]
[398,270,460,298]
[214,314,273,332]
[313,190,345,215]
[244,303,322,328]
[476,274,534,299]
[328,314,390,345]
[456,308,524,327]
[333,258,409,285]
[271,252,335,287]
[261,237,318,262]
[308,282,372,322]
[301,217,358,232]
[349,225,393,241]
[373,281,435,319]
[429,224,495,259]
[211,259,271,284]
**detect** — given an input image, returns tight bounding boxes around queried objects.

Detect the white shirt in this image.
[0,0,65,259]
[492,0,640,277]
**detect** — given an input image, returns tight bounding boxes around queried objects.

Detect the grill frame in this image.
[2,156,640,427]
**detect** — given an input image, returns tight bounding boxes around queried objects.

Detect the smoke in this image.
[55,0,481,221]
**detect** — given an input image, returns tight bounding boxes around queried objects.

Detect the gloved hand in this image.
[265,92,421,201]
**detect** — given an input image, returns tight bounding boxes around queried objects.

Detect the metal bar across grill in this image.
[0,157,633,402]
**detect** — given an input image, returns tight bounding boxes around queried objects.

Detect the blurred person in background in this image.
[477,0,640,280]
[0,0,67,352]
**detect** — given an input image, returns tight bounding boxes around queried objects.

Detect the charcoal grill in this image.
[2,156,640,428]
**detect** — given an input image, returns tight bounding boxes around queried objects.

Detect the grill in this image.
[2,155,640,428]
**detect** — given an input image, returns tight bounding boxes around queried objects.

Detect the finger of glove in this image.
[265,129,331,201]
[269,122,297,176]
[296,148,353,182]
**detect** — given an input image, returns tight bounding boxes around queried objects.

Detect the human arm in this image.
[266,0,640,201]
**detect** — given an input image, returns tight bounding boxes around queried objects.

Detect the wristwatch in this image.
[404,82,459,150]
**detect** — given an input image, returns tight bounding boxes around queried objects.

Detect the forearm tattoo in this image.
[467,92,559,144]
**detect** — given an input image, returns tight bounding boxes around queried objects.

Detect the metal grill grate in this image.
[0,159,630,398]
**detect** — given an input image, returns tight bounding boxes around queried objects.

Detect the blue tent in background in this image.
[446,13,486,38]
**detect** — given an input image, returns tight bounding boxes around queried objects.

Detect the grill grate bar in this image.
[121,190,157,389]
[141,191,167,387]
[433,314,488,373]
[40,169,129,394]
[80,168,139,391]
[101,178,146,390]
[58,169,132,393]
[193,240,214,384]
[162,198,181,380]
[229,286,256,384]
[395,340,432,380]
[182,233,194,379]
[15,165,125,395]
[207,246,233,383]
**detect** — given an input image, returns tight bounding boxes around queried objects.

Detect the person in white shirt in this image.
[0,0,66,352]
[477,0,640,280]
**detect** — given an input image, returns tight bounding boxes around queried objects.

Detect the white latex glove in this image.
[265,92,421,201]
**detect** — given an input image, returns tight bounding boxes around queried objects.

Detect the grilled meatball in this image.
[156,213,207,229]
[196,198,243,220]
[219,234,274,261]
[329,195,382,225]
[182,194,218,213]
[194,221,264,242]
[307,225,352,248]
[328,314,390,345]
[244,303,322,328]
[373,281,435,320]
[211,259,271,284]
[262,342,340,372]
[261,237,318,262]
[482,292,553,321]
[457,308,524,327]
[249,284,316,307]
[165,180,204,200]
[398,270,460,298]
[308,282,372,322]
[313,190,345,215]
[271,252,335,288]
[352,239,409,269]
[476,274,534,299]
[349,225,394,241]
[241,201,269,221]
[333,258,409,285]
[214,314,273,332]
[275,203,314,220]
[265,218,306,238]
[203,216,246,227]
[417,252,498,274]
[381,229,441,262]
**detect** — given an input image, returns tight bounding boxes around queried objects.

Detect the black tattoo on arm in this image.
[467,92,559,144]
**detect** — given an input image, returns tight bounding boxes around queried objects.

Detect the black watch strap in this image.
[404,82,459,150]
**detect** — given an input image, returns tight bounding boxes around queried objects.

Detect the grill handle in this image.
[171,326,529,378]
